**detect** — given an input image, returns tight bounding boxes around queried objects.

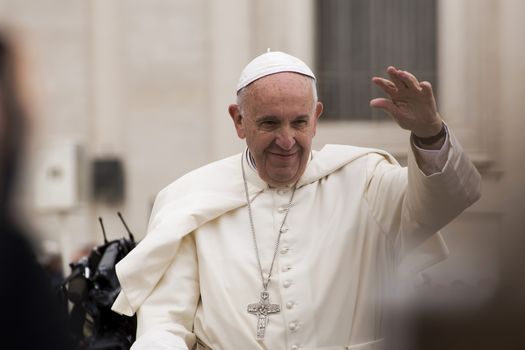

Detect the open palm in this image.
[370,66,443,138]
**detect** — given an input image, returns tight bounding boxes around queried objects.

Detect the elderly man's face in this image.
[229,72,323,187]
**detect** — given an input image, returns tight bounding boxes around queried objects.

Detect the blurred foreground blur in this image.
[0,30,72,350]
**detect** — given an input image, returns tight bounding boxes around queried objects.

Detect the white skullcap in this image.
[236,51,316,92]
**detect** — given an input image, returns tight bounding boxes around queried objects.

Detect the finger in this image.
[399,70,421,91]
[371,77,398,96]
[387,66,409,90]
[370,98,399,117]
[420,81,434,97]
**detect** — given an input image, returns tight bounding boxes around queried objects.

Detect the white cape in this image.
[112,144,453,317]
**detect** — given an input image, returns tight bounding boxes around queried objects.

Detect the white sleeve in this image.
[365,127,481,254]
[131,329,189,350]
[132,234,200,350]
[410,127,450,175]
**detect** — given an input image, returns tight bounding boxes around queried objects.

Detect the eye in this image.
[258,119,279,129]
[293,119,308,127]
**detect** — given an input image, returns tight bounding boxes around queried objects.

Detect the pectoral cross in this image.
[247,290,280,340]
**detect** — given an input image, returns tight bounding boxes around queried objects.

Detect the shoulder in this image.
[156,153,242,201]
[319,143,396,159]
[316,144,399,171]
[301,144,400,186]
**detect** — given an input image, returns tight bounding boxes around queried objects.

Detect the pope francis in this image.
[111,52,481,350]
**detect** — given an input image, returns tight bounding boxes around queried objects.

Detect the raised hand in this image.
[370,66,443,138]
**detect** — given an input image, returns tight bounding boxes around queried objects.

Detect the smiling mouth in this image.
[269,152,297,159]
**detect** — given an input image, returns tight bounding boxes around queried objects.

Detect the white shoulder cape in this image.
[112,144,447,316]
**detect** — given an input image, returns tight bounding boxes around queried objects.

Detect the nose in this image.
[275,127,296,151]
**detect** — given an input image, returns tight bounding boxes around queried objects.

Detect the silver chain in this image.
[241,154,298,291]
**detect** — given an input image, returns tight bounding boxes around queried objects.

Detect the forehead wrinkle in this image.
[243,73,315,116]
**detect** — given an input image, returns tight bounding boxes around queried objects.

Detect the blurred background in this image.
[0,0,523,321]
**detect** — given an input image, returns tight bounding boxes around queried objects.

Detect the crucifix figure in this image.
[247,290,280,340]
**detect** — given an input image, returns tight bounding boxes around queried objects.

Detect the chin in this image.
[263,163,303,186]
[267,173,299,187]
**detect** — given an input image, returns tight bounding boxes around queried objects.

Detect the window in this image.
[316,0,437,121]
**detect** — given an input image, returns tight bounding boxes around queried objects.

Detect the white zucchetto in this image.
[236,51,316,92]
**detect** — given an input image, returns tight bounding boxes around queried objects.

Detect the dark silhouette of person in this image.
[0,31,72,350]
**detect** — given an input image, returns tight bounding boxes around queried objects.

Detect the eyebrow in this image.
[255,115,310,122]
[293,115,309,120]
[255,116,279,123]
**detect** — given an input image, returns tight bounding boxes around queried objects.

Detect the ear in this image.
[312,101,323,136]
[315,101,324,120]
[228,104,246,139]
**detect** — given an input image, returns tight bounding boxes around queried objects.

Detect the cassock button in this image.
[280,226,289,234]
[283,280,292,288]
[277,188,288,195]
[280,246,289,254]
[282,265,291,272]
[277,207,287,214]
[288,321,299,331]
[291,345,300,350]
[286,301,294,309]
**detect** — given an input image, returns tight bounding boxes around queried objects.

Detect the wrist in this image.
[413,122,446,145]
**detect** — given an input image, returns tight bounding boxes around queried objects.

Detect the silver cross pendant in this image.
[247,290,280,340]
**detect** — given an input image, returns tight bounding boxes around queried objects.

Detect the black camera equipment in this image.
[61,212,137,350]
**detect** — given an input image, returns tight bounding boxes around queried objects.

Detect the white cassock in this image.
[112,129,481,350]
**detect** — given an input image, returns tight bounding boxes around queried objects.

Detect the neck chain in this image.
[241,153,298,340]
